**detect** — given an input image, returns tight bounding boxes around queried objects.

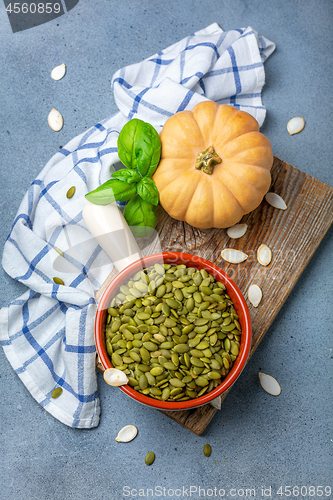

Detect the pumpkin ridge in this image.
[161,176,198,219]
[218,167,268,213]
[214,176,245,213]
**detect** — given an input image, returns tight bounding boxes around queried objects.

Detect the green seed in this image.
[166,298,181,310]
[51,387,63,398]
[53,277,64,285]
[173,344,190,354]
[112,353,123,366]
[169,378,185,388]
[161,388,171,400]
[195,376,209,387]
[190,357,205,368]
[129,351,141,363]
[164,361,178,371]
[140,347,150,363]
[161,303,170,316]
[66,186,76,199]
[196,341,210,350]
[143,341,158,352]
[193,272,203,286]
[137,312,151,320]
[156,284,166,297]
[154,263,165,275]
[145,451,155,466]
[203,444,211,457]
[150,387,162,396]
[150,366,164,377]
[174,289,184,301]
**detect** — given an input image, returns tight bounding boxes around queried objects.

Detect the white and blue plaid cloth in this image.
[0,23,275,428]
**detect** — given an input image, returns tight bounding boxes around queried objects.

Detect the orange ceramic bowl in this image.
[95,252,251,410]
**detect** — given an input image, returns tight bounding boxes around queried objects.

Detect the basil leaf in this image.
[136,177,159,206]
[124,195,157,238]
[85,179,136,206]
[117,118,161,176]
[111,168,141,184]
[117,118,145,170]
[134,122,161,177]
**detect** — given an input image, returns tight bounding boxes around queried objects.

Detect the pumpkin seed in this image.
[257,244,272,266]
[203,444,211,457]
[53,277,64,285]
[287,116,305,135]
[265,192,287,210]
[48,108,63,131]
[227,224,247,239]
[51,387,63,398]
[259,372,281,395]
[221,249,248,264]
[248,284,262,307]
[145,451,155,466]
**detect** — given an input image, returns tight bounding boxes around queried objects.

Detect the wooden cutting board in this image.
[96,156,333,435]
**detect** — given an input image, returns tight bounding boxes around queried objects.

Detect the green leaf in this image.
[134,122,161,177]
[117,118,161,176]
[111,168,141,184]
[136,177,159,206]
[85,179,136,206]
[117,118,145,170]
[124,195,157,238]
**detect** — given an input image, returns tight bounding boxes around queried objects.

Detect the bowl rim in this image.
[95,251,252,410]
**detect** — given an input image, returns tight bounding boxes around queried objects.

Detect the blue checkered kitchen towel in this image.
[0,23,275,428]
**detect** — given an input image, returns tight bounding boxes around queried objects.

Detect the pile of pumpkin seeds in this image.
[104,263,241,402]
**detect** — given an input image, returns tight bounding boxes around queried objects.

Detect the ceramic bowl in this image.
[95,251,251,410]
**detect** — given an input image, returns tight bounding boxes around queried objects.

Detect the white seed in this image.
[115,425,138,442]
[265,192,287,210]
[227,224,248,239]
[210,396,221,410]
[287,116,305,135]
[103,368,128,386]
[248,284,262,307]
[51,63,66,81]
[259,372,281,396]
[221,249,248,264]
[48,108,64,132]
[257,244,272,266]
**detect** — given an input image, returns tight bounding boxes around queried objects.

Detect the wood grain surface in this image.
[96,156,333,435]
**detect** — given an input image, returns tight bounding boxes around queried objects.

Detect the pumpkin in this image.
[153,101,273,229]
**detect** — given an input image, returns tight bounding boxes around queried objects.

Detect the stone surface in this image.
[0,1,332,499]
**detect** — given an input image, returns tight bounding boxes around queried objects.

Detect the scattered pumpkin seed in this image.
[51,387,63,398]
[259,372,281,396]
[287,116,305,135]
[53,277,64,285]
[257,244,272,266]
[48,108,63,131]
[265,192,287,210]
[51,63,66,81]
[66,186,76,199]
[145,451,155,466]
[203,443,212,457]
[248,284,262,307]
[227,224,247,239]
[221,249,248,264]
[104,367,128,386]
[115,425,138,442]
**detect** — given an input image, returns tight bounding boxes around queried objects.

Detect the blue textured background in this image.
[0,1,332,499]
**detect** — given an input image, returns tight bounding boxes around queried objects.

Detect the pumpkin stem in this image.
[195,146,222,175]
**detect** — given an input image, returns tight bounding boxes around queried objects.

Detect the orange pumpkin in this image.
[153,101,273,229]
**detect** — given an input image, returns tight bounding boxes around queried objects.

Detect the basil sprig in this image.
[85,118,161,236]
